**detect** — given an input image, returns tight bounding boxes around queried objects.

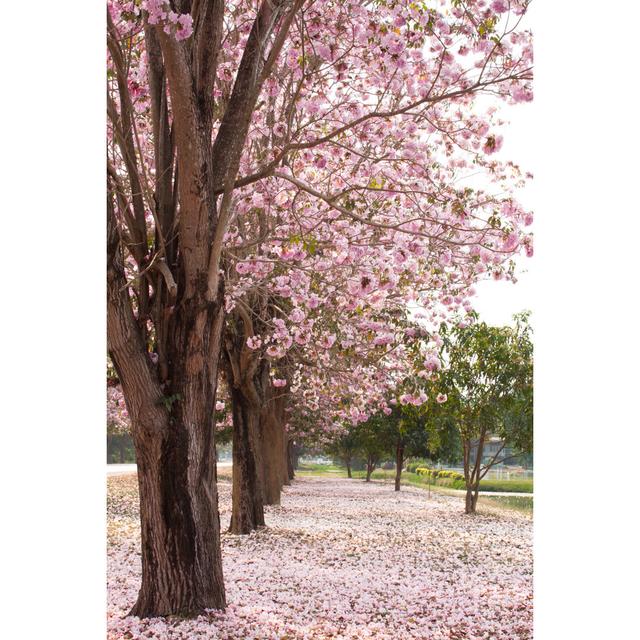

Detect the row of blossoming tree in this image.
[107,0,532,618]
[322,311,533,512]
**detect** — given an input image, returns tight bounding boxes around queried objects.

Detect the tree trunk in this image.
[365,455,375,482]
[463,427,486,515]
[222,315,272,535]
[228,382,265,534]
[260,389,286,505]
[287,439,295,481]
[108,212,227,616]
[107,3,304,617]
[394,440,404,492]
[282,433,291,486]
[346,458,352,479]
[465,485,480,514]
[292,444,300,471]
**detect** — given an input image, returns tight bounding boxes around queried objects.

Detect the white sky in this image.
[470,100,535,327]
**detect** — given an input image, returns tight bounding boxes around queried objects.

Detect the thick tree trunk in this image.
[260,393,285,505]
[275,391,291,487]
[291,444,300,471]
[394,441,404,492]
[228,383,265,534]
[107,2,304,616]
[108,252,227,616]
[346,458,352,479]
[131,421,225,616]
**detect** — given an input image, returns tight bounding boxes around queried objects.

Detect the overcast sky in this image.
[471,101,534,327]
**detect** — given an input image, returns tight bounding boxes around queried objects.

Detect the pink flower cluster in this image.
[143,0,193,41]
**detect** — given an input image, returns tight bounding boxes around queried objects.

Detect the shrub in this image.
[405,458,432,473]
[415,468,465,482]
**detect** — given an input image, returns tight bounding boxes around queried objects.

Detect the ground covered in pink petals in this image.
[108,476,532,640]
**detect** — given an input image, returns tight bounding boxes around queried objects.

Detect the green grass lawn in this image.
[296,462,345,474]
[477,495,533,514]
[293,465,533,515]
[296,464,533,494]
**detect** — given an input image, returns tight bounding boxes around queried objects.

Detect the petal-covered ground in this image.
[108,475,532,640]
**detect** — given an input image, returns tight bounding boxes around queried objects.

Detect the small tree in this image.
[389,407,430,491]
[439,312,533,514]
[326,430,359,478]
[353,417,395,482]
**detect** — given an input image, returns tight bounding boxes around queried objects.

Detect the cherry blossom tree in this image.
[107,0,532,617]
[107,0,305,615]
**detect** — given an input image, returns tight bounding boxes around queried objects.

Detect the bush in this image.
[405,458,432,473]
[415,468,465,482]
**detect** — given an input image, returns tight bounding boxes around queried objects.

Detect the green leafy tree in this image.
[326,430,359,478]
[437,312,533,513]
[352,416,396,482]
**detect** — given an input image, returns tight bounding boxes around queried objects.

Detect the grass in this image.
[295,465,533,495]
[217,461,533,514]
[297,462,345,474]
[293,465,534,515]
[477,495,533,514]
[474,478,533,493]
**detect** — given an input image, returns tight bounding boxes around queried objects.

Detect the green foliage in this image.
[475,479,533,493]
[405,458,432,473]
[159,393,181,410]
[353,415,397,465]
[107,434,136,463]
[431,312,533,462]
[415,467,465,482]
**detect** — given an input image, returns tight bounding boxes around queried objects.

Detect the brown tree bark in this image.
[228,382,265,533]
[463,425,486,514]
[465,487,480,514]
[106,1,303,618]
[346,458,352,478]
[222,314,268,534]
[282,432,292,486]
[365,455,376,482]
[394,440,405,492]
[108,216,226,616]
[260,389,286,505]
[286,439,296,481]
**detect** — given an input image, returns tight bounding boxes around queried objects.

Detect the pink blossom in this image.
[483,134,504,155]
[436,393,448,404]
[320,334,337,349]
[272,378,287,387]
[246,336,262,350]
[424,354,441,371]
[175,13,193,41]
